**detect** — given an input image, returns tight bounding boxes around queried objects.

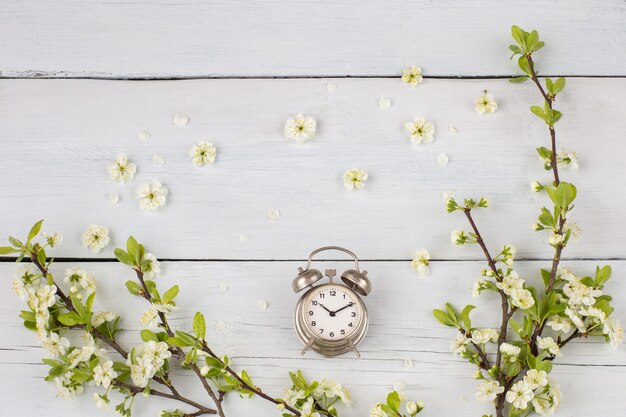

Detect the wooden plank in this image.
[1,260,625,416]
[0,78,624,259]
[1,0,625,78]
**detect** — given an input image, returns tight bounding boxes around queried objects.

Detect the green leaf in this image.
[114,249,135,266]
[193,312,206,340]
[530,105,547,122]
[553,77,566,94]
[141,329,158,342]
[85,292,96,313]
[511,25,526,48]
[162,285,179,304]
[126,236,140,264]
[205,357,224,369]
[555,182,577,208]
[184,347,198,366]
[36,247,47,266]
[166,337,187,347]
[386,391,401,413]
[433,309,456,327]
[538,207,556,228]
[460,305,475,330]
[9,236,24,249]
[125,280,142,295]
[57,312,80,326]
[518,55,531,75]
[595,265,612,287]
[445,303,459,326]
[175,331,198,346]
[509,76,529,83]
[27,220,44,243]
[0,246,18,255]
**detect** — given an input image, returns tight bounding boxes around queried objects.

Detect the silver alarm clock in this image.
[292,246,371,357]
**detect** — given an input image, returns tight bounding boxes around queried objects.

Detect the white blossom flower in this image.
[282,388,306,407]
[603,317,624,348]
[93,360,117,388]
[506,381,534,409]
[547,316,572,333]
[68,333,96,369]
[474,91,498,114]
[371,405,386,417]
[189,141,217,166]
[41,332,70,357]
[472,279,485,298]
[314,379,349,402]
[475,380,504,402]
[137,180,169,211]
[54,371,83,400]
[411,249,430,275]
[556,149,579,170]
[471,328,499,344]
[500,245,517,266]
[532,380,562,416]
[406,401,419,414]
[109,154,137,182]
[451,229,469,245]
[143,340,172,369]
[392,380,407,400]
[92,311,116,327]
[284,114,316,143]
[563,277,602,307]
[531,181,543,193]
[93,393,110,409]
[343,168,368,190]
[563,221,582,243]
[450,334,469,355]
[500,343,521,362]
[402,66,423,87]
[43,232,63,247]
[64,267,97,295]
[565,307,586,332]
[537,336,561,357]
[82,224,110,253]
[140,306,159,328]
[130,356,154,387]
[510,288,535,310]
[523,369,548,390]
[404,117,435,144]
[548,232,565,246]
[496,271,524,295]
[141,253,161,279]
[300,397,320,417]
[28,284,57,314]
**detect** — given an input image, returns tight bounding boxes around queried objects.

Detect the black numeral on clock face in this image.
[351,312,356,317]
[308,311,314,316]
[330,290,336,296]
[341,329,346,335]
[319,293,325,298]
[312,301,318,305]
[329,332,335,337]
[311,321,316,326]
[348,322,353,327]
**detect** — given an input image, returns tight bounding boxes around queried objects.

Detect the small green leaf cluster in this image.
[278,371,351,417]
[1,219,52,266]
[446,197,488,213]
[371,390,424,417]
[508,26,544,83]
[530,103,562,127]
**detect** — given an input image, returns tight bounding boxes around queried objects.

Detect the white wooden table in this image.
[1,1,626,416]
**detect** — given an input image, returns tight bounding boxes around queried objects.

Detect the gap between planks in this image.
[2,74,626,81]
[0,257,623,263]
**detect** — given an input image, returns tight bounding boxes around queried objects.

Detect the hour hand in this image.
[319,303,335,316]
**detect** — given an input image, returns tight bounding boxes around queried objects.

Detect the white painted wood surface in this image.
[1,0,625,78]
[2,261,625,417]
[0,78,625,259]
[2,2,625,416]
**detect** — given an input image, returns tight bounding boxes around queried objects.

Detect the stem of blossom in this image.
[134,269,227,417]
[197,343,315,417]
[114,380,217,415]
[462,209,511,374]
[462,329,491,370]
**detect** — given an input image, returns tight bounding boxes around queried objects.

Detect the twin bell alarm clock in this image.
[292,246,372,357]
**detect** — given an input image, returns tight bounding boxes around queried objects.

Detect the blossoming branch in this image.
[434,26,623,417]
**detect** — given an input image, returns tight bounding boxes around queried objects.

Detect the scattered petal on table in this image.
[138,130,151,141]
[448,126,458,134]
[257,300,269,311]
[267,209,281,220]
[215,321,226,332]
[219,282,229,294]
[108,193,120,204]
[378,98,392,110]
[404,358,413,369]
[174,114,190,126]
[436,152,449,166]
[326,82,336,92]
[152,154,165,165]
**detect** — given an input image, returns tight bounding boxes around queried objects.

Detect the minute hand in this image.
[333,302,354,314]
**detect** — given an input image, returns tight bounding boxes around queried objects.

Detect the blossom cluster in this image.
[279,372,351,417]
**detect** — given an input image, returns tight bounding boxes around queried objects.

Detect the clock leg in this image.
[348,340,361,358]
[301,339,314,355]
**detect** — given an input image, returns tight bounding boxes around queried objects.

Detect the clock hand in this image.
[332,302,354,314]
[319,303,335,317]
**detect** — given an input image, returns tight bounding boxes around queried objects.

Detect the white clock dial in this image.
[303,284,363,341]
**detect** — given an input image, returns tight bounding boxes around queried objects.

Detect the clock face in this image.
[302,284,363,341]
